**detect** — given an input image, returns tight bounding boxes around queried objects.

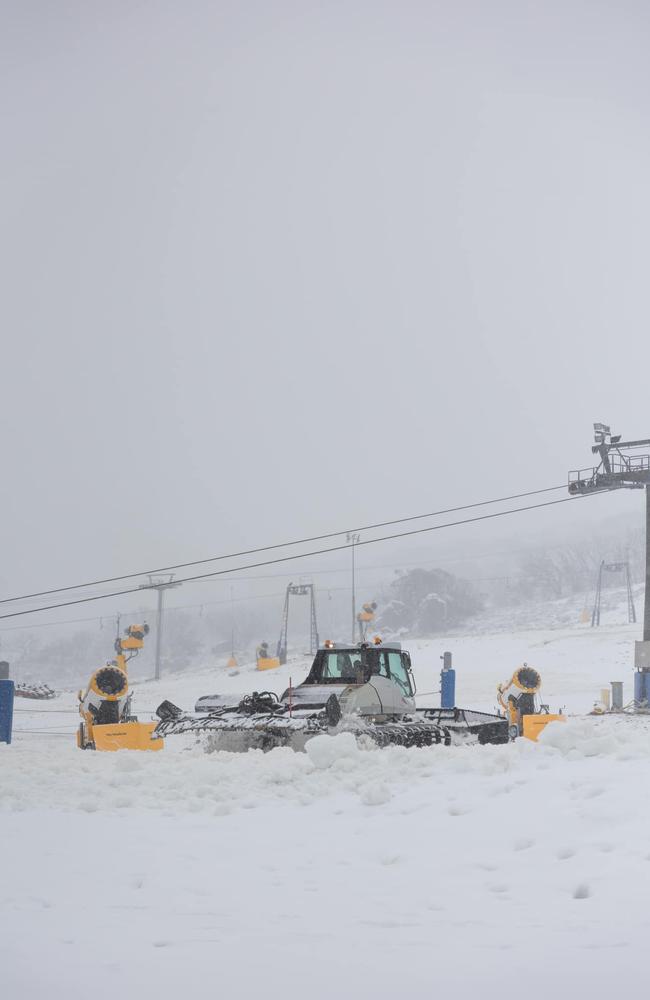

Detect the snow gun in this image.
[497,664,564,741]
[77,623,164,752]
[356,602,378,641]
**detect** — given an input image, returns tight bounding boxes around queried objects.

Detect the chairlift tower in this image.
[569,424,650,702]
[138,574,182,680]
[276,582,319,665]
[591,560,636,627]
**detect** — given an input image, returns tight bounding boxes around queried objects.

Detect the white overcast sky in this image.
[1,0,649,601]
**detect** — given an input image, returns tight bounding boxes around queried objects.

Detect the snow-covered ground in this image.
[3,612,649,999]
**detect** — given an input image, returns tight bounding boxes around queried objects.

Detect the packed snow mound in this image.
[0,736,514,816]
[538,715,650,759]
[4,715,648,819]
[305,731,360,769]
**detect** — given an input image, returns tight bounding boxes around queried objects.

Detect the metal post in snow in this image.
[138,575,181,680]
[347,532,360,643]
[154,585,164,681]
[351,537,356,643]
[645,486,650,642]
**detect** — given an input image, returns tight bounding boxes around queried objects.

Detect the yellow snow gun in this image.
[356,602,378,640]
[497,664,564,741]
[77,623,164,752]
[256,641,280,672]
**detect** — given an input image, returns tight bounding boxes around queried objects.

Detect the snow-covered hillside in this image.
[2,613,648,999]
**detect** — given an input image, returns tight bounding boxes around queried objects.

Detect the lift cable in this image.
[0,491,605,622]
[0,483,568,608]
[0,586,350,633]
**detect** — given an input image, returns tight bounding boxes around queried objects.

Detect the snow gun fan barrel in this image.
[512,665,541,692]
[93,666,128,698]
[77,623,164,752]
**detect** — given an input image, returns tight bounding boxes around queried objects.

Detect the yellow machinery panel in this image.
[120,636,145,651]
[257,656,281,671]
[522,714,565,742]
[90,721,164,752]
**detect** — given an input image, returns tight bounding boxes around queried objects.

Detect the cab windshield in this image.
[317,648,413,695]
[321,650,364,682]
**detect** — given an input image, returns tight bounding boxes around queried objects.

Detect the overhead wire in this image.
[0,490,606,622]
[0,533,602,632]
[189,534,596,583]
[0,484,568,607]
[0,586,350,633]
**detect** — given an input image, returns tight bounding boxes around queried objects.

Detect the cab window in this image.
[386,651,413,695]
[373,652,391,679]
[321,651,362,682]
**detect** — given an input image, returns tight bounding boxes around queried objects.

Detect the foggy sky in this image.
[2,0,649,616]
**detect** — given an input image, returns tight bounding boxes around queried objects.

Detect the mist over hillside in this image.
[4,505,643,688]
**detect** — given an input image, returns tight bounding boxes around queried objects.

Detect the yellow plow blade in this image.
[92,721,164,752]
[522,714,565,742]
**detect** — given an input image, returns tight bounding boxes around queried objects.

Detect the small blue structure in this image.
[0,678,15,744]
[634,671,649,706]
[440,650,456,709]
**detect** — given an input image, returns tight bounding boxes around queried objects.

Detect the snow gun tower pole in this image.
[347,533,360,643]
[568,424,650,705]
